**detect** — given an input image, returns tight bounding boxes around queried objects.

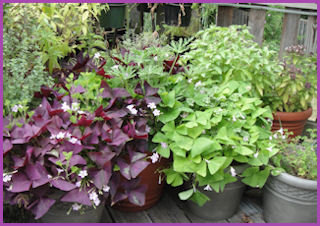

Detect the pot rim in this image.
[272,172,317,190]
[273,108,312,122]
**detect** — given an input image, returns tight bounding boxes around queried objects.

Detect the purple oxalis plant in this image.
[3,79,161,219]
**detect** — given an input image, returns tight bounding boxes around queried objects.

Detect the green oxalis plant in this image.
[181,25,282,100]
[152,80,280,206]
[271,128,317,180]
[266,45,317,112]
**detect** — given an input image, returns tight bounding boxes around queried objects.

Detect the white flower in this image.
[253,152,259,158]
[56,132,66,140]
[195,81,202,88]
[102,185,110,193]
[65,132,72,139]
[200,89,205,94]
[47,175,52,179]
[3,174,12,183]
[61,102,70,112]
[204,184,212,191]
[69,137,81,145]
[266,147,273,152]
[282,135,286,140]
[75,181,81,188]
[150,152,160,163]
[94,52,101,59]
[243,136,249,142]
[239,113,246,120]
[78,170,88,178]
[72,203,81,211]
[154,56,158,61]
[145,125,151,133]
[57,168,64,174]
[230,167,237,177]
[269,136,273,141]
[153,109,160,116]
[188,78,193,83]
[232,115,237,122]
[89,191,98,201]
[273,133,278,139]
[94,198,101,206]
[7,185,13,191]
[278,128,284,135]
[147,102,157,109]
[50,134,56,140]
[112,65,119,70]
[11,105,20,112]
[78,110,86,115]
[71,102,80,111]
[127,104,138,115]
[161,142,168,149]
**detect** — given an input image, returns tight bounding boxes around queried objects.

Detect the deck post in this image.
[248,8,266,46]
[279,8,301,57]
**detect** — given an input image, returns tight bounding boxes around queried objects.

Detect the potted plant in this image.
[99,3,126,29]
[164,3,192,27]
[266,45,317,137]
[3,74,159,221]
[153,78,279,220]
[263,129,317,222]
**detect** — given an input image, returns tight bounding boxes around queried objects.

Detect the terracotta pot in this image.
[113,155,168,212]
[271,108,312,138]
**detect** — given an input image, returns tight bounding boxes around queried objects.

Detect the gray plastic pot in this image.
[186,165,247,220]
[263,172,317,223]
[40,202,105,223]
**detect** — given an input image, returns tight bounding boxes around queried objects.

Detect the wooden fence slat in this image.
[217,6,234,27]
[248,8,266,45]
[279,9,301,57]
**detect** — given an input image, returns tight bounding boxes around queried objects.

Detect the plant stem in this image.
[168,54,179,75]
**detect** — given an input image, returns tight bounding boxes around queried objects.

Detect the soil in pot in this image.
[40,201,105,223]
[263,172,317,223]
[99,4,126,29]
[164,3,192,27]
[113,155,168,212]
[271,108,312,138]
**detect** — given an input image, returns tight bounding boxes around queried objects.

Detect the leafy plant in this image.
[182,25,282,100]
[3,80,161,219]
[270,129,317,180]
[153,79,278,206]
[266,45,317,112]
[3,5,53,116]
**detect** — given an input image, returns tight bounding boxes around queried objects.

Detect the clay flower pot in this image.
[271,108,312,138]
[113,155,168,212]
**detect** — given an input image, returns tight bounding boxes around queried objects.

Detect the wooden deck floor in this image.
[102,188,265,223]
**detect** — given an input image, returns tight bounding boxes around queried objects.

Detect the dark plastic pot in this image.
[113,155,168,212]
[164,3,192,27]
[271,108,312,138]
[186,165,247,220]
[263,172,317,223]
[40,202,105,223]
[137,3,157,13]
[99,4,126,29]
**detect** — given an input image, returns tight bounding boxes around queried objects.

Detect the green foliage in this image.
[156,79,278,205]
[263,8,284,52]
[266,45,317,112]
[182,25,282,100]
[3,5,53,115]
[271,129,317,180]
[200,3,217,28]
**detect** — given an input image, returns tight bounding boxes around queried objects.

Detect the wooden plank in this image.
[279,10,301,57]
[107,206,152,223]
[254,3,317,11]
[248,8,266,45]
[304,16,317,54]
[217,6,234,27]
[145,193,191,223]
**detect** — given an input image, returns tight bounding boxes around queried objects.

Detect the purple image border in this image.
[0,0,318,225]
